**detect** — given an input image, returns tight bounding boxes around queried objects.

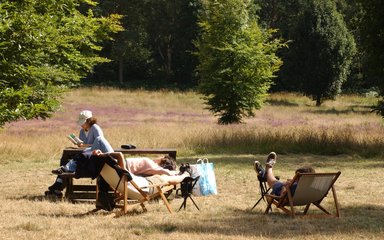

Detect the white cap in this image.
[77,110,92,125]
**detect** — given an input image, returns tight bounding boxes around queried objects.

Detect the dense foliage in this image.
[87,0,200,88]
[0,0,121,126]
[357,0,384,116]
[1,0,384,125]
[196,0,285,124]
[283,0,356,106]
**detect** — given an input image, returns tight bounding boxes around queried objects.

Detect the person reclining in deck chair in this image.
[254,152,315,197]
[92,150,179,177]
[90,151,192,211]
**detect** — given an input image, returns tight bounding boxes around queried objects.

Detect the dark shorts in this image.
[271,182,297,196]
[271,181,285,196]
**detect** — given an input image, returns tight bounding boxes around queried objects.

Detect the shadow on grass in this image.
[152,204,384,238]
[9,194,74,204]
[11,194,78,203]
[266,99,299,107]
[305,106,374,115]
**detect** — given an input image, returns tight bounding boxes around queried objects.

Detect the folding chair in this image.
[251,175,271,210]
[264,171,341,218]
[176,176,200,211]
[251,174,279,210]
[98,164,176,216]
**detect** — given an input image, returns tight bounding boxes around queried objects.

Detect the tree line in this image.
[0,0,383,125]
[88,0,383,122]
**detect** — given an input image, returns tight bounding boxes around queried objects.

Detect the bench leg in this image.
[64,177,73,199]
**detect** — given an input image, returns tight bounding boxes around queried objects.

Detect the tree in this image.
[253,0,304,92]
[196,0,285,124]
[89,0,153,85]
[357,0,384,116]
[88,0,200,88]
[0,0,121,126]
[145,0,200,87]
[334,0,367,94]
[280,0,356,106]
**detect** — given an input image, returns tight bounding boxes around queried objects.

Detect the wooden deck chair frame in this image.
[264,171,341,218]
[97,164,176,216]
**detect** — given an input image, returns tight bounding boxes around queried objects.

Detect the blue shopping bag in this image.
[191,158,218,196]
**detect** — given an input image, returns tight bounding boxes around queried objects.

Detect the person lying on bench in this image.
[254,152,315,197]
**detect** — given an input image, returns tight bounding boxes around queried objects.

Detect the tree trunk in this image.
[118,59,124,84]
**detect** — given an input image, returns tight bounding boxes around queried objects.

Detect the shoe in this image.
[48,182,64,191]
[266,152,277,168]
[44,189,63,198]
[51,166,66,175]
[254,161,266,179]
[178,163,192,176]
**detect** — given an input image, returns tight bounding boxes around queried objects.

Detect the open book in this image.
[67,133,83,145]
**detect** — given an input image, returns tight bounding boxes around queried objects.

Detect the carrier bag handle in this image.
[196,158,209,164]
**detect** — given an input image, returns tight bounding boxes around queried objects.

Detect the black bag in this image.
[121,144,136,149]
[94,159,132,212]
[96,191,115,211]
[73,153,105,179]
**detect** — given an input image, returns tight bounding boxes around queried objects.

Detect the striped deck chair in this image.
[264,172,341,218]
[98,164,176,216]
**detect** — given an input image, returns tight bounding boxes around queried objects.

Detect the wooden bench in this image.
[59,148,177,202]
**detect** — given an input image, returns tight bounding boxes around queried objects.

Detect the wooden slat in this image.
[72,185,96,192]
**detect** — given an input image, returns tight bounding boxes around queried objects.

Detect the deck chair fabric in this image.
[264,171,341,218]
[98,163,175,215]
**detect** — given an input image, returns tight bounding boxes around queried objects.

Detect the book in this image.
[67,133,83,145]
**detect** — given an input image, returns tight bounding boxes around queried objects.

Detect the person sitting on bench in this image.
[45,110,113,197]
[45,134,114,198]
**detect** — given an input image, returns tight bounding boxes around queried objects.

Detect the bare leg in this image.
[266,166,279,188]
[159,172,190,185]
[107,152,126,169]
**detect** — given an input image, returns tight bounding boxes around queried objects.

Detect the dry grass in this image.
[0,88,383,239]
[1,87,383,160]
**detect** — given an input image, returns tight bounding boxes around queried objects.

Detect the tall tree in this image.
[196,0,285,124]
[334,0,367,94]
[0,0,121,126]
[280,0,356,106]
[90,0,153,85]
[88,0,200,88]
[357,0,384,115]
[144,0,200,87]
[254,0,303,92]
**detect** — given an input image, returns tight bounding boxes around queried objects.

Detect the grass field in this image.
[0,88,383,239]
